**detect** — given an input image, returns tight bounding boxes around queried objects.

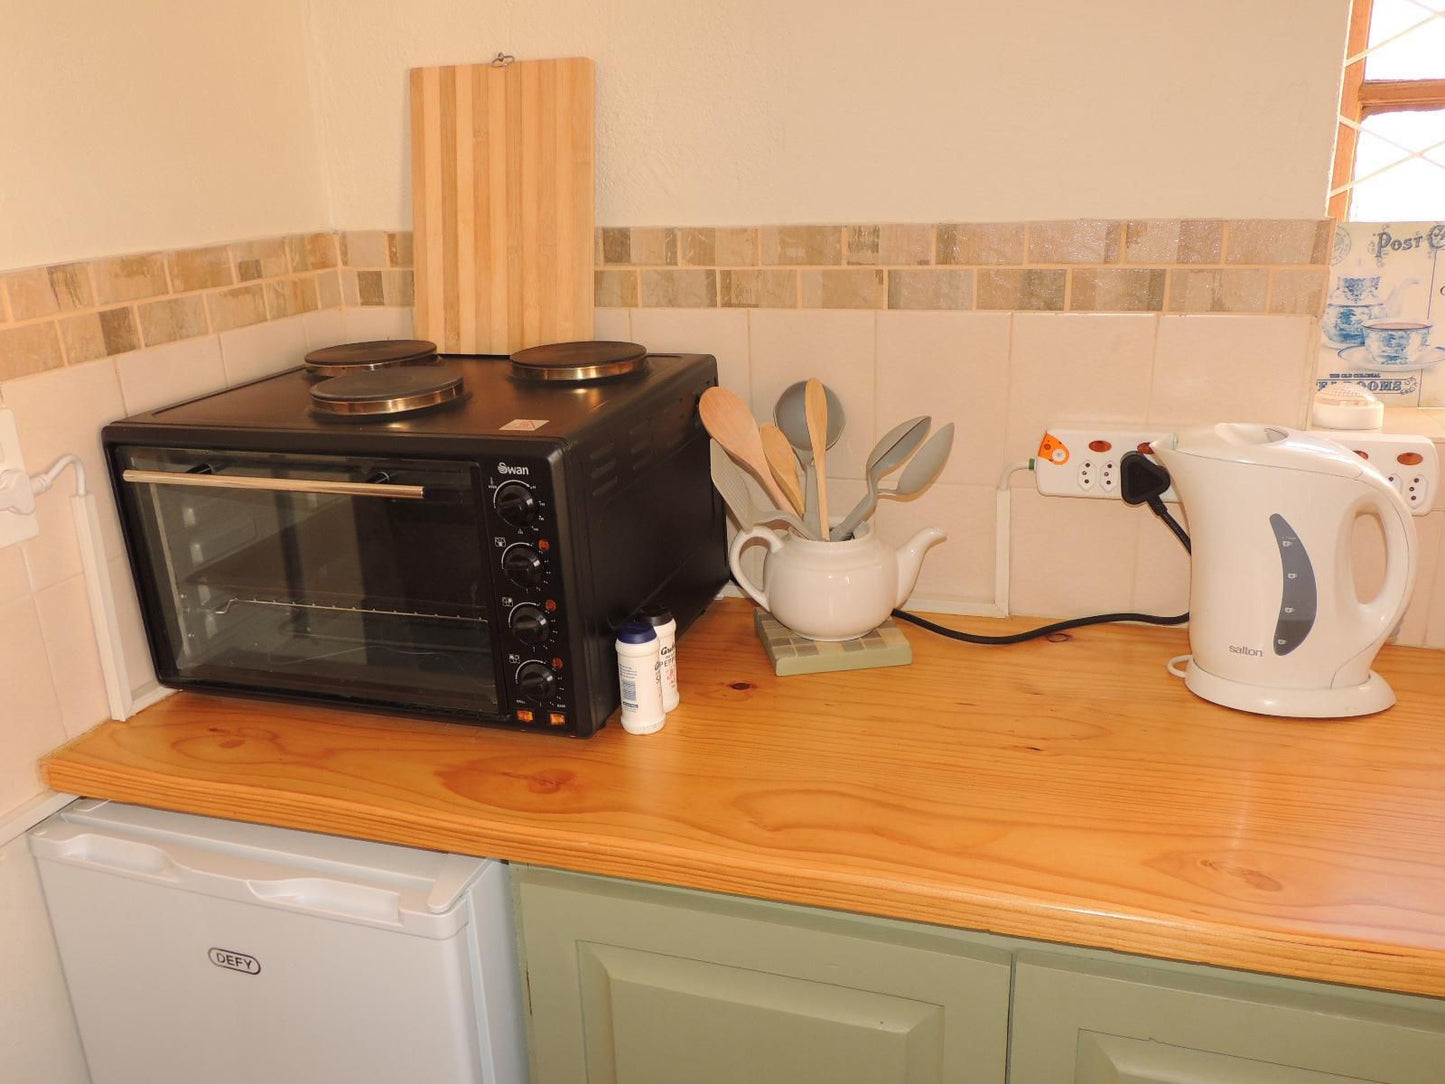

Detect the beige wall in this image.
[0,0,330,269]
[304,0,1350,230]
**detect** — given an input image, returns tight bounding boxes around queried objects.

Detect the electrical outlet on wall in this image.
[0,409,40,548]
[1033,427,1177,502]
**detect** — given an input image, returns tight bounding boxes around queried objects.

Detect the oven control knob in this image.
[510,603,551,646]
[502,544,546,588]
[516,661,558,702]
[494,481,539,527]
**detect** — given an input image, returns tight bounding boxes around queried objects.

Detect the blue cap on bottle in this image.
[616,621,657,645]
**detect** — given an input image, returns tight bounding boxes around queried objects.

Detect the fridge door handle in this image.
[121,468,428,500]
[29,828,180,882]
[246,876,403,924]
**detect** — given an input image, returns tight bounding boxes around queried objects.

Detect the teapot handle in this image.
[728,526,783,609]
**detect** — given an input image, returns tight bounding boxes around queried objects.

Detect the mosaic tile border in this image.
[593,219,1334,317]
[0,231,415,382]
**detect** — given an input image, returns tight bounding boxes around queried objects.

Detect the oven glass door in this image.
[116,446,500,717]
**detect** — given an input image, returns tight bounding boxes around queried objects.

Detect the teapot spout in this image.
[1381,277,1421,315]
[894,527,946,608]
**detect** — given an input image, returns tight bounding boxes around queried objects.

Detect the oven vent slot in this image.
[588,442,620,498]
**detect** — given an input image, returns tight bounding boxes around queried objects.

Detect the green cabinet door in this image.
[1009,954,1445,1084]
[513,867,1012,1084]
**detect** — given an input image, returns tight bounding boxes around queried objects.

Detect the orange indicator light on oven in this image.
[548,713,566,726]
[545,599,557,612]
[516,709,534,723]
[538,539,550,551]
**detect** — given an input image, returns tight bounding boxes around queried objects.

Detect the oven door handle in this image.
[121,469,428,500]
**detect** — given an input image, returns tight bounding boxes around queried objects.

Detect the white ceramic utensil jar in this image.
[728,522,944,641]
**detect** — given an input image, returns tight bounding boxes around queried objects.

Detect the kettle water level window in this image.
[1330,0,1445,220]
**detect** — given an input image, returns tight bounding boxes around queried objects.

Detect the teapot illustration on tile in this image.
[1324,274,1419,347]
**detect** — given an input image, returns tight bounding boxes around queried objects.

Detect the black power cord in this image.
[892,449,1190,646]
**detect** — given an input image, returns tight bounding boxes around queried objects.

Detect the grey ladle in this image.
[710,441,815,538]
[833,422,954,540]
[774,381,845,536]
[830,416,932,541]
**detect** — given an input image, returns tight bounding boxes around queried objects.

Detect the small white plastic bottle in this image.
[637,606,679,711]
[615,621,665,734]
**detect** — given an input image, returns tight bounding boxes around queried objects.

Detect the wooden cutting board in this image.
[409,58,595,354]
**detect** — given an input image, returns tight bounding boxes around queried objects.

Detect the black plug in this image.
[1119,450,1171,506]
[1119,450,1191,554]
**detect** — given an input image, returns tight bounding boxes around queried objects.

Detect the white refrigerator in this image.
[29,799,527,1084]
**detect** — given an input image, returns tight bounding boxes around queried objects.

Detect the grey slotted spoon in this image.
[774,381,845,535]
[830,416,932,541]
[710,441,814,538]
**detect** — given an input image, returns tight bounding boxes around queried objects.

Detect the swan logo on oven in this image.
[208,948,261,975]
[496,463,530,476]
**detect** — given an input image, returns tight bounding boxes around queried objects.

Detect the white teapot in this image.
[729,522,945,641]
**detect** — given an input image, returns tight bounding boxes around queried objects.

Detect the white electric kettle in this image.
[1152,423,1416,718]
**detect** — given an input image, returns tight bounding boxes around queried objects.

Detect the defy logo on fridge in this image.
[208,947,261,975]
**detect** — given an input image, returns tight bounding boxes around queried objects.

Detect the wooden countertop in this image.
[41,598,1445,999]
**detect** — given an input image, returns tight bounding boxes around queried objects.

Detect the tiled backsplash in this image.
[0,231,415,382]
[593,219,1334,316]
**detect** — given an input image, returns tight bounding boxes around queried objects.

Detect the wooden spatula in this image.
[804,380,830,533]
[759,424,805,516]
[699,387,792,512]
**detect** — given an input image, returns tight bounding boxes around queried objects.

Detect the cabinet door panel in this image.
[1012,955,1445,1084]
[1077,1032,1372,1084]
[579,943,942,1084]
[515,868,1010,1084]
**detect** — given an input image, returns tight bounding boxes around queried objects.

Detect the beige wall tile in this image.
[976,269,1065,311]
[168,245,234,292]
[1424,514,1445,649]
[205,283,267,332]
[1069,268,1166,312]
[876,311,1010,486]
[59,309,137,364]
[1147,314,1316,428]
[640,269,716,307]
[90,254,168,303]
[631,308,750,401]
[340,268,361,307]
[1027,220,1122,264]
[719,269,797,308]
[219,316,308,386]
[343,305,414,341]
[887,269,973,310]
[355,270,385,306]
[846,225,880,265]
[679,228,715,266]
[1167,268,1269,313]
[1004,313,1158,463]
[748,310,878,475]
[115,335,227,415]
[714,228,758,266]
[34,574,111,737]
[301,308,347,350]
[0,321,64,380]
[1010,490,1141,617]
[231,238,289,282]
[879,224,934,266]
[340,230,391,267]
[601,227,632,264]
[0,598,66,812]
[388,231,413,268]
[1269,268,1328,315]
[594,228,603,266]
[3,264,92,321]
[1131,501,1191,614]
[136,295,206,346]
[760,226,842,266]
[936,223,1024,265]
[382,269,413,307]
[264,276,321,319]
[316,269,343,309]
[1224,219,1333,264]
[877,483,996,604]
[595,269,639,307]
[1123,219,1224,264]
[800,269,884,308]
[629,228,677,266]
[287,232,339,271]
[593,308,630,341]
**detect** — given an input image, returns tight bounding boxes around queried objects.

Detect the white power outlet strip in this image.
[0,409,40,548]
[1308,430,1438,515]
[1032,424,1438,517]
[1033,427,1176,501]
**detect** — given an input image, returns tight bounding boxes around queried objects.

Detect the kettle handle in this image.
[1353,474,1417,641]
[728,526,783,609]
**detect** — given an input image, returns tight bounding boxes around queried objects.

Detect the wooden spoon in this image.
[759,424,805,515]
[804,380,830,533]
[699,387,792,512]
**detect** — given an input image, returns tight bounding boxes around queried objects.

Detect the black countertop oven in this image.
[103,349,727,736]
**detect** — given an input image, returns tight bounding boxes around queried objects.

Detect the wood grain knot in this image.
[1046,632,1071,643]
[525,769,575,795]
[729,681,754,691]
[1200,858,1283,892]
